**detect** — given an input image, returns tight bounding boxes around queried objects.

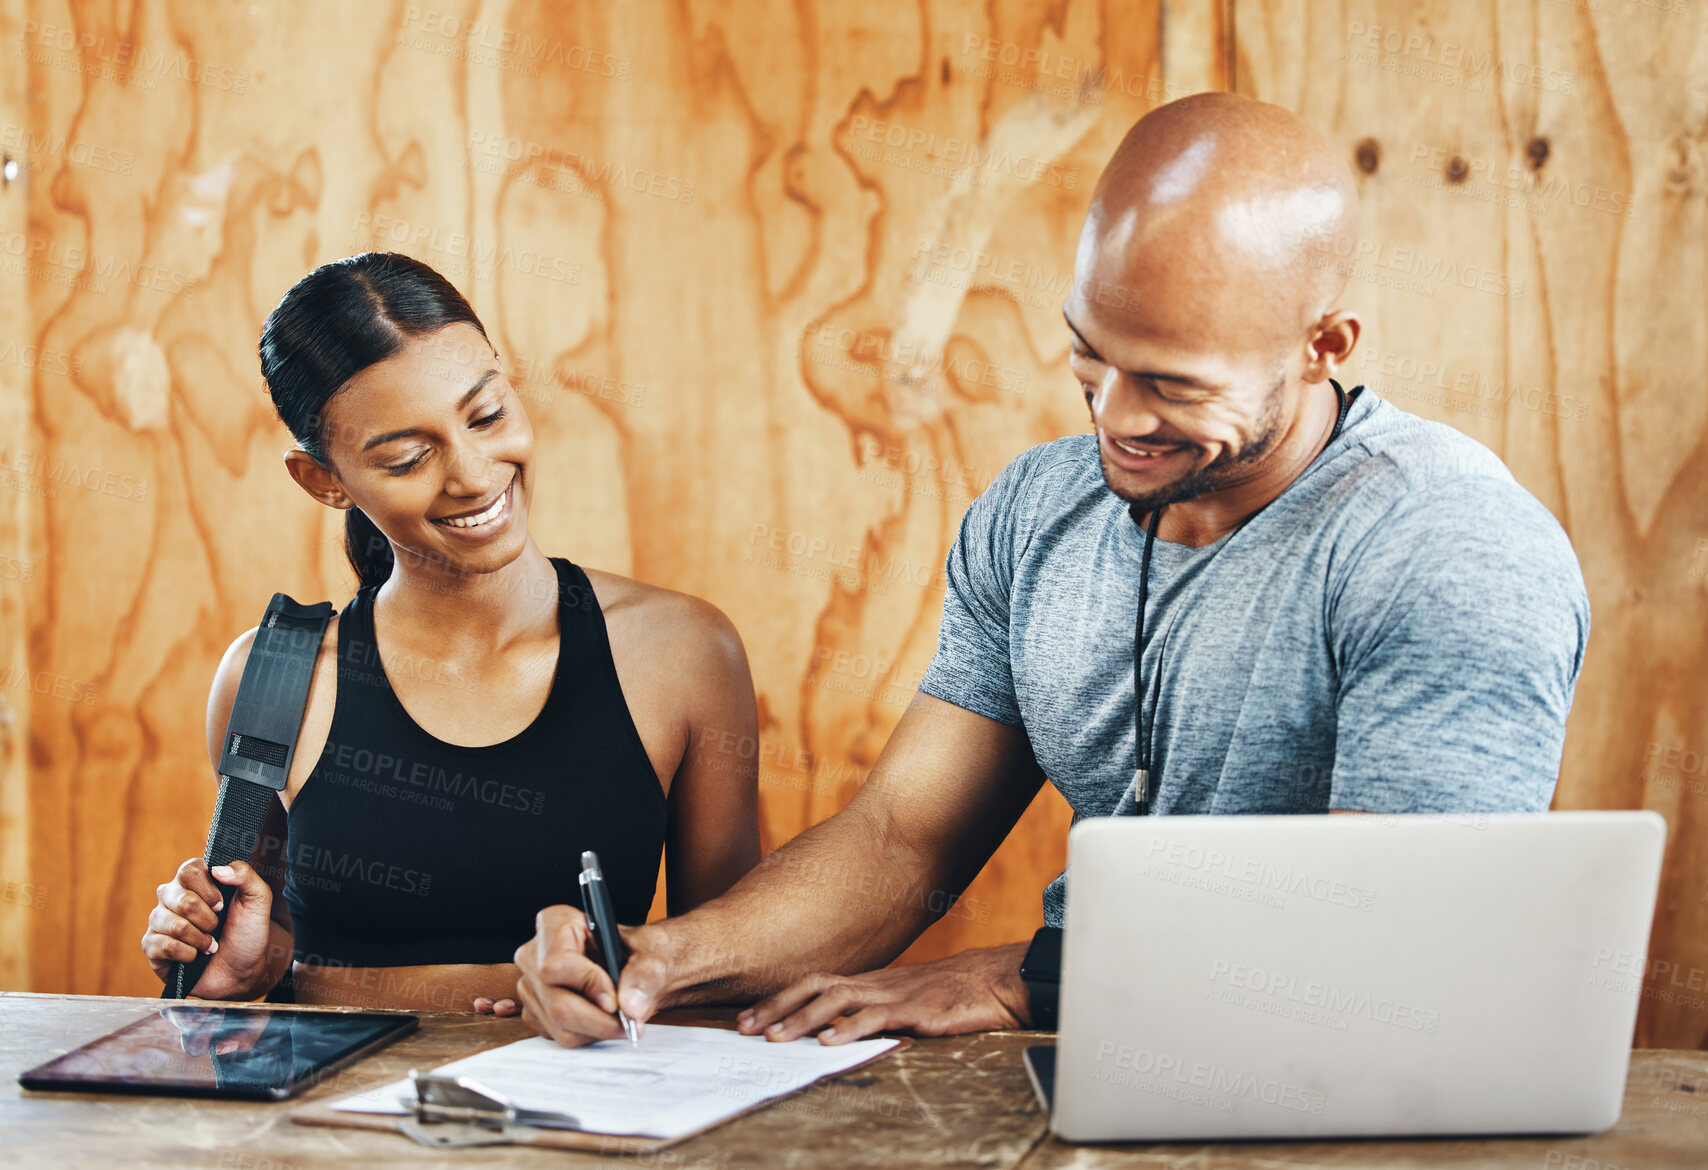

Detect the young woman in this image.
[141,252,760,1014]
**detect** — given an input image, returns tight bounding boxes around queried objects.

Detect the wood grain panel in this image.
[7,0,1175,997]
[0,0,33,994]
[1233,0,1708,1047]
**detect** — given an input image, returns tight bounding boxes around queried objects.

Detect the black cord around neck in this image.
[1131,504,1166,810]
[1126,379,1352,816]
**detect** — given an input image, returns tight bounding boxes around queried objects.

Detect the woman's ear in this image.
[284,449,352,509]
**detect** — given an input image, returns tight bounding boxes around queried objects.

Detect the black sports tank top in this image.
[282,558,666,967]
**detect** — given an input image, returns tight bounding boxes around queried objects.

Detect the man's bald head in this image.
[1073,92,1358,350]
[1063,94,1364,521]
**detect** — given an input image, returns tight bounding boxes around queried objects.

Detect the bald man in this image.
[508,93,1589,1046]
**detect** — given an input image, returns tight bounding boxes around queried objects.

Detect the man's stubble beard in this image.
[1096,368,1289,512]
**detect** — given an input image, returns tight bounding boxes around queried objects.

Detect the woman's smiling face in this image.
[312,322,535,578]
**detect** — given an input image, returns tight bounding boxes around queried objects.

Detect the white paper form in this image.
[329,1023,900,1139]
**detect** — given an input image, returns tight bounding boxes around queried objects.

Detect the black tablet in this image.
[17,1004,418,1101]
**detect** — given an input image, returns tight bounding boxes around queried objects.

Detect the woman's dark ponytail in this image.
[344,509,395,591]
[258,252,490,591]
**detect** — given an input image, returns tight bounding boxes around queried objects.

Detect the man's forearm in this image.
[657,804,954,1007]
[642,694,1045,1013]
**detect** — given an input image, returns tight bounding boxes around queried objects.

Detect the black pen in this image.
[578,850,639,1047]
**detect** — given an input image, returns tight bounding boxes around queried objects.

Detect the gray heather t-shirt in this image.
[918,387,1590,927]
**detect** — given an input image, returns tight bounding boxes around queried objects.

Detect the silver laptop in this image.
[1027,811,1666,1141]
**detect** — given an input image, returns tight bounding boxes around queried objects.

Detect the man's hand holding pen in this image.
[492,851,660,1048]
[512,904,680,1048]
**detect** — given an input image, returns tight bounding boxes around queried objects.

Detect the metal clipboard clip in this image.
[398,1068,578,1148]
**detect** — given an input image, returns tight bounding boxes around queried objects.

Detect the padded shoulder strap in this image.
[163,593,332,1000]
[219,595,336,791]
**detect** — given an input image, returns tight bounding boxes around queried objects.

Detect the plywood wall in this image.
[0,0,34,993]
[2,0,1703,1050]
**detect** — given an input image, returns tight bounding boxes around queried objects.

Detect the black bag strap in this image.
[163,593,333,1000]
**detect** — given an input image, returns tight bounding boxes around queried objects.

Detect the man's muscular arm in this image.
[512,693,1044,1047]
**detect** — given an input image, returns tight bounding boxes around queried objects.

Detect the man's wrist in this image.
[1016,927,1062,1030]
[989,944,1035,1028]
[645,909,737,1010]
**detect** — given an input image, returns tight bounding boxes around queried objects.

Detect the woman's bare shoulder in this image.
[579,568,746,664]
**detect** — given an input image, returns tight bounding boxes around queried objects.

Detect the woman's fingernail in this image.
[820,1028,835,1039]
[737,1011,753,1026]
[766,1023,782,1034]
[211,865,233,880]
[599,994,616,1012]
[207,940,218,954]
[620,991,647,1016]
[212,900,223,912]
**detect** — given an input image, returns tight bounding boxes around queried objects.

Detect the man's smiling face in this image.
[1064,296,1293,514]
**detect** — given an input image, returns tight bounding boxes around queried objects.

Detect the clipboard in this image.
[290,1024,913,1153]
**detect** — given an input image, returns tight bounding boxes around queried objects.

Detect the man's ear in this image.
[1302,310,1362,384]
[284,449,352,509]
